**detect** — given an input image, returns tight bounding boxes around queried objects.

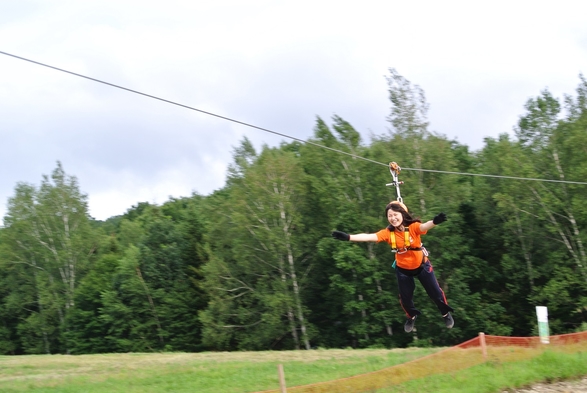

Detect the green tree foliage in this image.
[200,144,315,350]
[302,117,400,348]
[67,199,208,353]
[471,79,587,335]
[2,73,587,354]
[0,162,95,354]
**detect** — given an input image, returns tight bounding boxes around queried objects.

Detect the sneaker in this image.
[404,315,417,333]
[443,312,454,329]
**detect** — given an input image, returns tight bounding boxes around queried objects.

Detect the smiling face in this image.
[387,209,404,228]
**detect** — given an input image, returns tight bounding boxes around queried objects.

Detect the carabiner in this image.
[386,162,403,203]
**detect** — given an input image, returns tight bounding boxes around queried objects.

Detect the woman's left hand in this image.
[433,212,447,225]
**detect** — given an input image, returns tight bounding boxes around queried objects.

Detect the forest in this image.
[1,70,586,355]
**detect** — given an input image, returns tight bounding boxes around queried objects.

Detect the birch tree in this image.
[304,117,398,346]
[515,89,587,281]
[1,162,94,353]
[201,146,314,350]
[386,68,430,213]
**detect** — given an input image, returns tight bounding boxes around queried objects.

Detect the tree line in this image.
[1,70,586,355]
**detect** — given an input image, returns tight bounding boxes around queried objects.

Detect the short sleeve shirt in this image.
[375,222,428,270]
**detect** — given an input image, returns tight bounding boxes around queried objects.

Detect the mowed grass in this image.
[2,346,587,393]
[0,347,441,393]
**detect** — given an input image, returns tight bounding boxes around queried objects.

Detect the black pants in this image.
[395,259,453,318]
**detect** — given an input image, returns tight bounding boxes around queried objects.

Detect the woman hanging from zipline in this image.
[331,200,454,333]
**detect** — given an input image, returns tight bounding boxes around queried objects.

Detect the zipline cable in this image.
[0,50,384,166]
[2,50,586,186]
[400,167,587,185]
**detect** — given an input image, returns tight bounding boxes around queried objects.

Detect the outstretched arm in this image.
[332,231,378,242]
[420,212,447,232]
[350,233,378,242]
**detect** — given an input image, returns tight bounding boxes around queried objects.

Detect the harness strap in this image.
[388,226,423,252]
[390,230,397,249]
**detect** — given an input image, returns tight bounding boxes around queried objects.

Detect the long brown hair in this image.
[385,202,421,228]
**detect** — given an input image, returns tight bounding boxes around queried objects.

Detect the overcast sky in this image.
[1,0,586,221]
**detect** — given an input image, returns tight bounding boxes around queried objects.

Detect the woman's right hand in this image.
[331,231,350,241]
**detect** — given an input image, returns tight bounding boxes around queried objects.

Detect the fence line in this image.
[252,331,587,393]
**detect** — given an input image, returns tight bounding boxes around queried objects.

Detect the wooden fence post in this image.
[278,364,287,393]
[479,332,487,361]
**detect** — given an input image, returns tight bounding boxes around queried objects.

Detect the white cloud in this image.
[1,0,586,221]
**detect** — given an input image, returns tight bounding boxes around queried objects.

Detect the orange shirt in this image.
[375,222,427,270]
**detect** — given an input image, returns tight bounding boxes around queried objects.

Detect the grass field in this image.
[1,346,586,393]
[0,348,441,393]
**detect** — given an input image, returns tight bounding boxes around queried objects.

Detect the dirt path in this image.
[504,376,587,392]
